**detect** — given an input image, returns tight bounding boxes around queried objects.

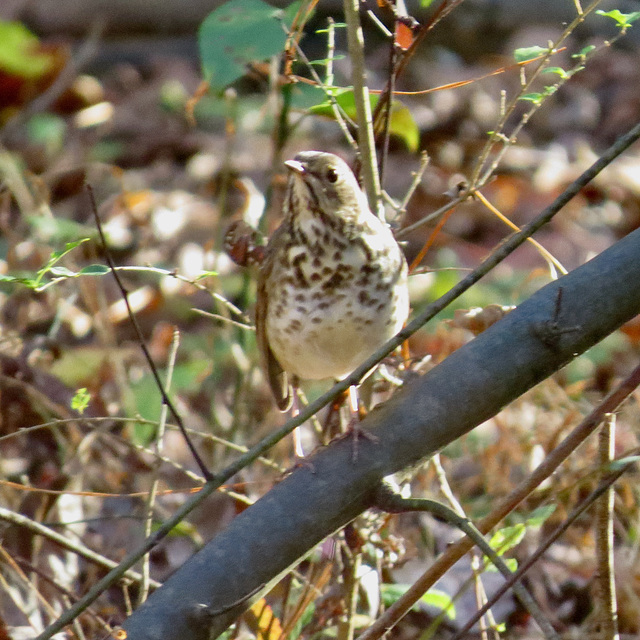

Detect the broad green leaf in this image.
[596,9,640,28]
[513,46,549,63]
[309,89,420,151]
[199,0,305,92]
[0,21,55,78]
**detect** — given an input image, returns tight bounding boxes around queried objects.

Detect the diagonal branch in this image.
[117,221,640,640]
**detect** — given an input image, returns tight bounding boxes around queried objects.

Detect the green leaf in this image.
[195,269,219,280]
[309,90,420,151]
[572,44,596,59]
[199,0,304,92]
[542,66,568,79]
[48,266,77,277]
[489,523,526,554]
[0,21,55,78]
[381,584,456,619]
[596,9,640,29]
[71,388,91,414]
[26,113,67,154]
[485,557,518,573]
[513,46,549,63]
[0,273,36,287]
[518,92,544,105]
[79,264,111,275]
[525,504,556,527]
[419,589,456,619]
[51,238,88,260]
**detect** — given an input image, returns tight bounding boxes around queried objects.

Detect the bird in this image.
[255,151,409,420]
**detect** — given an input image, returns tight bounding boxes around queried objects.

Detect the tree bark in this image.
[120,225,640,640]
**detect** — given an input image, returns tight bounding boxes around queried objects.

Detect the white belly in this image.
[266,279,408,380]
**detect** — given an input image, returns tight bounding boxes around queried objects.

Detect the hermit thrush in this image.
[256,151,409,412]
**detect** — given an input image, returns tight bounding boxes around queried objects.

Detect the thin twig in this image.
[343,0,381,216]
[451,461,632,640]
[0,506,159,588]
[594,413,619,639]
[357,359,640,640]
[470,0,604,189]
[373,485,558,639]
[139,329,181,605]
[86,185,213,481]
[36,121,640,640]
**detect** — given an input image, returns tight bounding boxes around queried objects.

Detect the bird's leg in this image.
[336,385,379,462]
[290,389,306,459]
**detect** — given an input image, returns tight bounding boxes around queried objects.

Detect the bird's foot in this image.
[336,420,379,462]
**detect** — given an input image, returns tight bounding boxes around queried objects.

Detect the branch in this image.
[117,223,640,640]
[343,0,381,215]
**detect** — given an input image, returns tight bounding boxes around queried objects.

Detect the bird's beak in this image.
[284,159,306,174]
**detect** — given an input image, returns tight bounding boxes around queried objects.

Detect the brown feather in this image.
[255,226,293,412]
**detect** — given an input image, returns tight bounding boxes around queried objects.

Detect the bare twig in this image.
[36,120,640,640]
[0,506,159,588]
[594,414,619,639]
[343,0,381,216]
[451,460,632,640]
[373,484,558,639]
[86,185,213,481]
[139,329,181,605]
[358,359,640,640]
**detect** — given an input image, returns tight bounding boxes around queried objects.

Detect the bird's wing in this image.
[255,239,292,412]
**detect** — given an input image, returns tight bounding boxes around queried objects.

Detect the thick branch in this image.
[120,225,640,640]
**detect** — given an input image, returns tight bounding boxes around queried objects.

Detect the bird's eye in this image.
[326,167,339,183]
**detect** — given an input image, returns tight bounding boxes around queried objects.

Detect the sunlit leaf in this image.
[485,557,518,573]
[525,504,556,527]
[199,0,305,92]
[0,21,55,78]
[309,90,420,151]
[79,264,111,275]
[596,9,640,29]
[71,388,91,414]
[542,66,568,79]
[513,46,549,63]
[519,92,544,105]
[489,523,526,554]
[572,44,596,59]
